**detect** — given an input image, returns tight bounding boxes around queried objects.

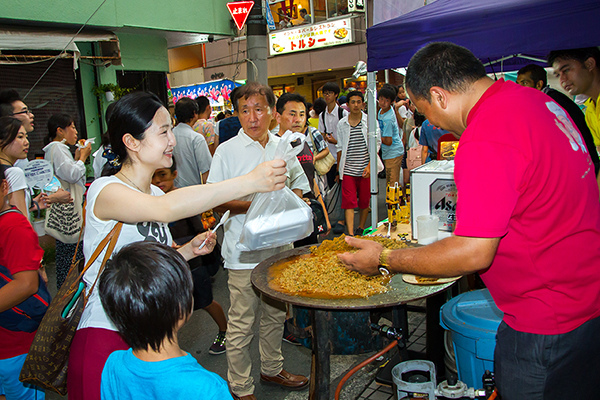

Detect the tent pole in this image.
[367,71,379,231]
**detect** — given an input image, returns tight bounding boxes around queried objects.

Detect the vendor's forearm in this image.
[386,236,499,278]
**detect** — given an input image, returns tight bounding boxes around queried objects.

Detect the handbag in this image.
[309,199,327,235]
[44,146,85,243]
[308,129,336,176]
[19,222,123,395]
[0,209,51,333]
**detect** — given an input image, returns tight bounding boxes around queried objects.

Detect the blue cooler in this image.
[440,289,503,389]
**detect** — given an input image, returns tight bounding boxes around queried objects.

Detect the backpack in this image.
[320,106,345,134]
[0,208,51,332]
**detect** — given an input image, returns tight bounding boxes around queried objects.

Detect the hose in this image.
[334,339,399,400]
[488,389,498,400]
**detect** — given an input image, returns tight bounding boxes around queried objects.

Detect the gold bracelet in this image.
[379,248,393,267]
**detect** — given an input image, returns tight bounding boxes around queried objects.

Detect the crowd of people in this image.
[1,43,599,400]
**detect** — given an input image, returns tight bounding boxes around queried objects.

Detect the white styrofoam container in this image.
[410,160,456,240]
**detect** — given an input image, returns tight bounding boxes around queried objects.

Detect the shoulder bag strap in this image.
[321,112,327,134]
[84,221,123,302]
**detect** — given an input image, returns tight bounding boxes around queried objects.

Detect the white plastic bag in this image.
[237,131,314,251]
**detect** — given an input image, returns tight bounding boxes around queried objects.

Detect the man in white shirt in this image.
[207,83,310,400]
[172,97,212,187]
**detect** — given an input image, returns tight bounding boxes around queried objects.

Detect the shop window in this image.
[326,0,349,18]
[272,84,295,98]
[116,71,168,106]
[343,76,367,94]
[269,0,347,30]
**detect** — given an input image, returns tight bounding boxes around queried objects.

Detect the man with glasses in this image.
[0,90,35,133]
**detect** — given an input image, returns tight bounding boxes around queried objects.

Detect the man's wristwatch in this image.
[379,248,393,267]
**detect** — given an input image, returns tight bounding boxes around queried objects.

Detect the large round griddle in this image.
[251,245,455,310]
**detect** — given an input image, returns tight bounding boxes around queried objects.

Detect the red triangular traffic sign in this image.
[227,1,255,30]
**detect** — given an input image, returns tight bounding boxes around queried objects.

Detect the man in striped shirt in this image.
[335,91,382,236]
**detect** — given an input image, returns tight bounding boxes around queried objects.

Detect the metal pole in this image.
[247,1,268,84]
[367,71,379,230]
[385,69,389,83]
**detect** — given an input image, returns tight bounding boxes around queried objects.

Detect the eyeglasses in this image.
[12,109,33,116]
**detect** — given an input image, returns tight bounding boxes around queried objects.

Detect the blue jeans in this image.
[0,353,45,400]
[494,315,600,399]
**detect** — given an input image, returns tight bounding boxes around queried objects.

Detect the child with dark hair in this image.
[99,241,232,400]
[377,86,404,193]
[152,159,227,355]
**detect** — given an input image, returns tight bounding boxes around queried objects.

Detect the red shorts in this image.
[67,328,128,400]
[341,175,370,209]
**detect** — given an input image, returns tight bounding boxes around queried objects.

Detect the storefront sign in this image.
[269,17,353,56]
[172,79,241,108]
[227,1,255,30]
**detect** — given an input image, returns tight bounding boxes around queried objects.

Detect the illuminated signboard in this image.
[269,17,353,56]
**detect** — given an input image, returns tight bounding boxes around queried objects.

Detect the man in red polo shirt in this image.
[339,42,600,399]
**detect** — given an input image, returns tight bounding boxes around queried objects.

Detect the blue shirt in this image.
[217,116,242,144]
[419,120,450,162]
[377,108,404,160]
[101,349,232,400]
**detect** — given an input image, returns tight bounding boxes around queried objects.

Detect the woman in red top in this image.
[0,167,46,399]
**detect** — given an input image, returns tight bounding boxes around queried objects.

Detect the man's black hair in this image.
[377,86,396,101]
[174,97,199,124]
[195,95,211,115]
[547,47,600,69]
[276,92,307,114]
[382,83,398,97]
[517,64,547,88]
[0,89,21,106]
[347,90,364,102]
[300,8,307,15]
[312,98,326,115]
[405,42,487,102]
[99,241,193,352]
[414,111,426,127]
[322,82,341,97]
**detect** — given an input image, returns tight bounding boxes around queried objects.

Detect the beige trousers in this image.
[226,269,286,396]
[384,156,402,187]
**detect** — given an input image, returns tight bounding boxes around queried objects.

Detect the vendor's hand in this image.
[250,159,288,193]
[362,164,371,179]
[48,188,73,204]
[338,236,384,276]
[190,230,217,257]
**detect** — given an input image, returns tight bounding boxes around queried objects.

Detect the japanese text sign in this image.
[269,17,353,56]
[227,1,255,30]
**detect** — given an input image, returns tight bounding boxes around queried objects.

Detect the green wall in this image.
[1,0,232,36]
[117,33,169,72]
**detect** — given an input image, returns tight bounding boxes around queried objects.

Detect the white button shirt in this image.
[207,129,310,270]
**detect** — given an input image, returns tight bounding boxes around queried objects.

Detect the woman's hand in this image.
[249,160,288,193]
[178,231,217,261]
[78,143,92,162]
[48,188,73,204]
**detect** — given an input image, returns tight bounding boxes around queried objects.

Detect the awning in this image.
[0,27,119,69]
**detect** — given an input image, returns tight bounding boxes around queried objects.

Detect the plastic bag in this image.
[237,131,314,251]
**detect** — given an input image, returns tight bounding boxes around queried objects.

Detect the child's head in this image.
[377,86,396,111]
[99,241,193,352]
[152,157,177,193]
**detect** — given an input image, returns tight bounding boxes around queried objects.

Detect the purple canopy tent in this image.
[366,0,600,72]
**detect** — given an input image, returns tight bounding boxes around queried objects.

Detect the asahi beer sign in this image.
[269,17,353,56]
[429,179,457,232]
